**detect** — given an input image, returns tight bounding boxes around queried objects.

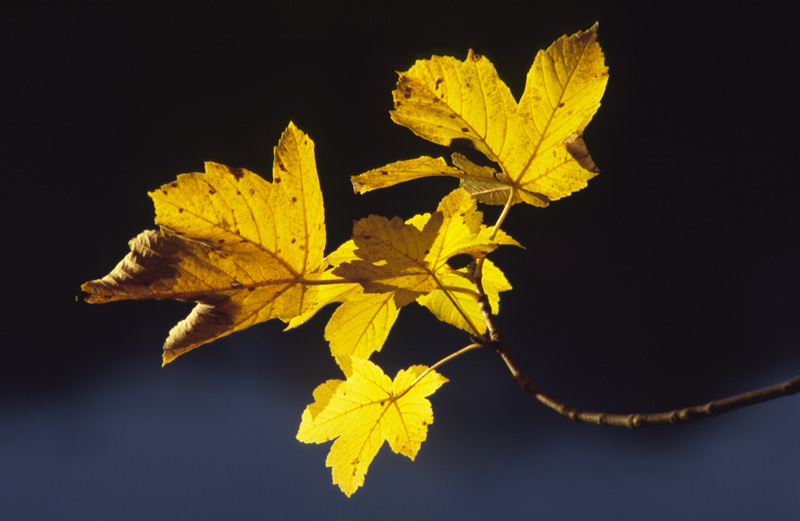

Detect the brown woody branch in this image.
[471,263,800,428]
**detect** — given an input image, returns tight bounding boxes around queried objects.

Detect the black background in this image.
[3,1,799,519]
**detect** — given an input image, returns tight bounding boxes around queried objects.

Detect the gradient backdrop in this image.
[3,1,799,519]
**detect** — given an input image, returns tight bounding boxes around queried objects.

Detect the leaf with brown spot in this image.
[352,24,608,207]
[81,122,339,365]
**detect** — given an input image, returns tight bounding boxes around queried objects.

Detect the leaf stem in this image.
[395,343,483,400]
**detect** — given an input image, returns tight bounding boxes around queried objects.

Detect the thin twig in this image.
[471,268,800,428]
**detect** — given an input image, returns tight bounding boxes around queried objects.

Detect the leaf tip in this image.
[574,22,601,47]
[162,350,178,367]
[76,286,92,303]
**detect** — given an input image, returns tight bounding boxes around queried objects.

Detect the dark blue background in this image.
[3,2,799,519]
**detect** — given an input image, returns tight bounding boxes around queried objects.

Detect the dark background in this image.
[3,1,799,519]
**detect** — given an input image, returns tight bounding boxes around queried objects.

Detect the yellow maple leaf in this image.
[351,23,608,207]
[334,188,518,336]
[286,189,516,371]
[297,356,448,496]
[81,122,336,364]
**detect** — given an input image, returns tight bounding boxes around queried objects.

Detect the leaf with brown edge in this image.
[80,122,340,365]
[352,24,608,207]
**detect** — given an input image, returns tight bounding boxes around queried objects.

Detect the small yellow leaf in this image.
[297,357,448,496]
[81,122,345,364]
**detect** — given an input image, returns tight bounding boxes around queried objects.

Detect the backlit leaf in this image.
[297,356,448,496]
[81,122,343,364]
[390,48,519,164]
[334,188,518,335]
[352,24,608,207]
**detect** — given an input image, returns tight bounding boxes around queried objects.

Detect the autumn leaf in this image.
[286,189,516,371]
[351,23,608,207]
[81,122,336,365]
[297,356,448,496]
[334,188,518,337]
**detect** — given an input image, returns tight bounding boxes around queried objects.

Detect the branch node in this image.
[470,335,488,347]
[521,378,541,396]
[487,339,504,353]
[629,414,645,428]
[564,407,581,422]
